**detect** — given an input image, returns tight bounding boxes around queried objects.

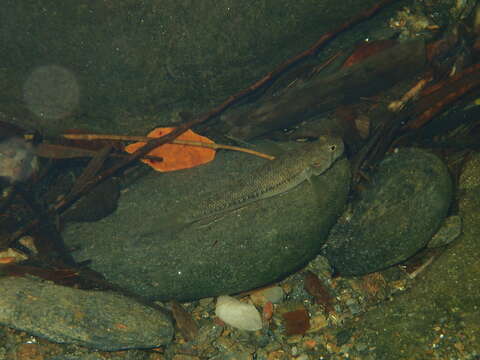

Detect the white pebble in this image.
[215,295,262,331]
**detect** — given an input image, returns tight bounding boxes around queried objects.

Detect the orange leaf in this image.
[0,257,17,264]
[124,127,216,172]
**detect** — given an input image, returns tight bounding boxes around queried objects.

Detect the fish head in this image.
[306,136,344,176]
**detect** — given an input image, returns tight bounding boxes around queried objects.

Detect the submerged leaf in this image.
[124,127,215,172]
[171,300,199,341]
[282,308,310,335]
[304,270,334,314]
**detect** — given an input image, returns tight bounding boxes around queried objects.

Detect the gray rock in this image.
[63,142,351,301]
[323,148,452,276]
[427,215,462,248]
[346,154,480,358]
[0,277,173,350]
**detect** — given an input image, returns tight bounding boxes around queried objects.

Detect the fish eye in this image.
[329,144,337,152]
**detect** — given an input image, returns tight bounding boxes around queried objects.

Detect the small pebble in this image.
[250,286,285,306]
[215,295,262,331]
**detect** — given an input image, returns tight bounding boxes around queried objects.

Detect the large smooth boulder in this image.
[63,143,351,300]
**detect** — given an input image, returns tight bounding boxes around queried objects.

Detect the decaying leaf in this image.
[282,308,310,335]
[303,270,334,314]
[170,300,199,342]
[124,127,216,172]
[342,39,397,68]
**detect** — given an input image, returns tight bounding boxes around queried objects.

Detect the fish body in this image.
[187,136,344,224]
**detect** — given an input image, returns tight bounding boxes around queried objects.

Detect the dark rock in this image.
[63,143,351,301]
[323,148,452,276]
[0,277,173,350]
[347,152,480,358]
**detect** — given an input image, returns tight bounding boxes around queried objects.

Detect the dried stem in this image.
[60,133,275,161]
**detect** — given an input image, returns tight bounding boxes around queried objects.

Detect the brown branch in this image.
[353,62,480,185]
[407,62,480,130]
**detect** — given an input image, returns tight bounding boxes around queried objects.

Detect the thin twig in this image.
[60,133,275,161]
[408,62,480,129]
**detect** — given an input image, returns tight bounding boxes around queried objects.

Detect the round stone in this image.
[323,148,452,276]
